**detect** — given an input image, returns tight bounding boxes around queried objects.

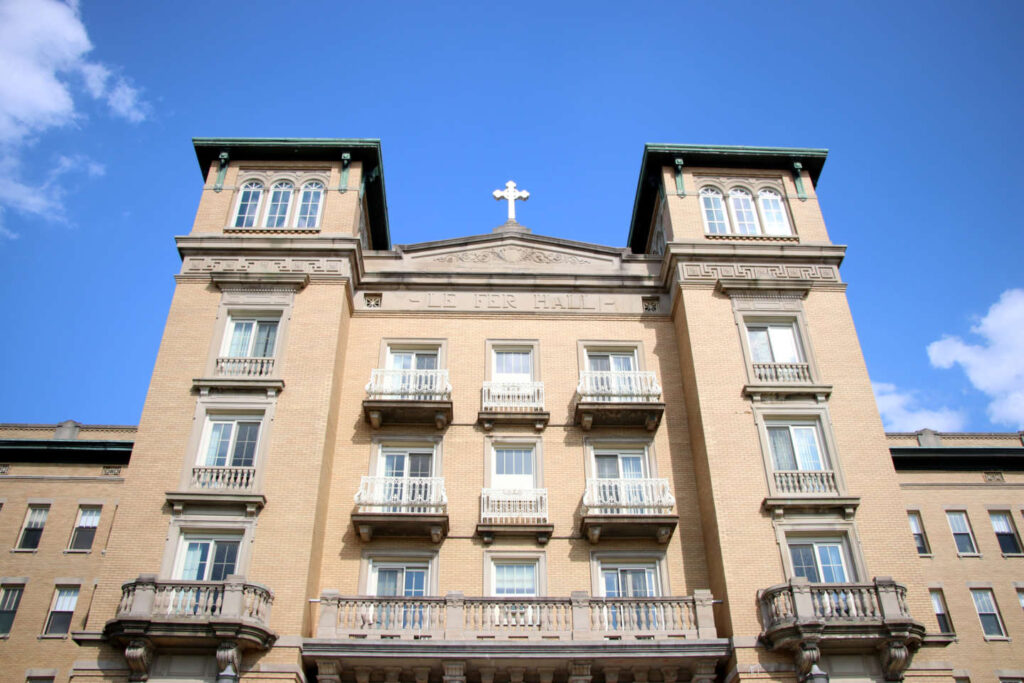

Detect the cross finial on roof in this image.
[493,180,529,223]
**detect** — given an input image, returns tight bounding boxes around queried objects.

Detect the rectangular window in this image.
[18,505,49,550]
[930,589,953,633]
[600,563,659,597]
[0,585,23,635]
[378,446,436,513]
[767,423,827,471]
[947,511,978,554]
[200,417,261,468]
[224,318,278,358]
[493,349,533,382]
[69,506,101,550]
[990,511,1022,554]
[493,445,536,490]
[747,323,802,364]
[44,586,79,635]
[493,562,538,597]
[592,448,651,512]
[176,537,241,581]
[970,588,1005,637]
[788,539,850,583]
[907,512,930,555]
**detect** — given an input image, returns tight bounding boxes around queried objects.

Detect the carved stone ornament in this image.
[442,661,467,683]
[183,256,346,277]
[216,641,242,677]
[682,262,839,283]
[880,639,912,681]
[124,638,154,681]
[432,246,590,265]
[792,640,821,679]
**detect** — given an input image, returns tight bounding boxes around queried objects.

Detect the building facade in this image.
[0,139,1021,683]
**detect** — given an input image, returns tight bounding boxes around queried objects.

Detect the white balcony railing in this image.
[773,470,838,496]
[117,576,273,625]
[582,478,675,515]
[480,488,548,525]
[191,465,256,491]
[577,371,661,402]
[481,381,545,412]
[354,476,447,514]
[365,369,452,401]
[752,362,812,384]
[216,356,275,378]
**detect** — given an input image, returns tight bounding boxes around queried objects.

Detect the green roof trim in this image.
[626,143,829,253]
[0,438,133,464]
[192,137,391,249]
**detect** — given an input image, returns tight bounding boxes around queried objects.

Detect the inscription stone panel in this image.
[354,291,664,314]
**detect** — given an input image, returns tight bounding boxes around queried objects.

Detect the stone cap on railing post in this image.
[873,576,905,619]
[787,576,816,620]
[220,575,247,619]
[570,591,590,637]
[445,591,465,640]
[125,574,158,618]
[693,589,717,638]
[318,590,340,638]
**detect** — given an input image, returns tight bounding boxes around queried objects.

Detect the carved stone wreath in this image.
[432,247,590,265]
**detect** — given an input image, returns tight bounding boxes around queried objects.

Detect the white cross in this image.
[493,180,529,222]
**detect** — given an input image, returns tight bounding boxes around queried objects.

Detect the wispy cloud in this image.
[872,382,966,432]
[0,0,147,238]
[928,288,1024,428]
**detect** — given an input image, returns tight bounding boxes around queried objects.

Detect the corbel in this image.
[214,152,229,193]
[673,158,686,196]
[339,153,351,192]
[792,162,807,202]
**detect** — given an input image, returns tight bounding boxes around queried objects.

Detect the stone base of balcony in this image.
[574,402,665,431]
[363,400,454,429]
[165,491,266,515]
[581,514,678,544]
[478,410,550,431]
[192,377,285,396]
[743,383,832,402]
[104,614,277,652]
[762,496,860,520]
[352,513,449,543]
[477,522,554,545]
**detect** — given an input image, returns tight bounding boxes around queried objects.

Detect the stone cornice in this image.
[301,637,732,659]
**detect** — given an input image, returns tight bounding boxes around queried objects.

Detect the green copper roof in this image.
[627,143,829,253]
[193,137,391,249]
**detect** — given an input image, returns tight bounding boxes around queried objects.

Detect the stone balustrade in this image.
[190,465,256,491]
[752,362,812,383]
[317,590,717,640]
[116,574,273,625]
[481,381,545,412]
[215,356,275,378]
[354,476,447,515]
[365,369,452,401]
[576,371,662,402]
[772,469,838,496]
[759,577,912,632]
[480,488,548,525]
[582,477,675,515]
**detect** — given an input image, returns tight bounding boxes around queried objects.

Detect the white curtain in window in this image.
[991,512,1013,534]
[53,588,79,611]
[79,508,101,528]
[792,427,823,470]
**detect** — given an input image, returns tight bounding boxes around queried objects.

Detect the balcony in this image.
[216,356,275,378]
[763,470,859,520]
[580,478,678,543]
[166,465,264,515]
[477,488,553,544]
[574,371,665,431]
[352,476,449,543]
[363,369,454,429]
[478,381,549,430]
[103,574,276,651]
[758,577,926,680]
[191,465,256,491]
[744,362,831,401]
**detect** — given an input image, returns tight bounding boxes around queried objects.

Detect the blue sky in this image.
[0,0,1021,431]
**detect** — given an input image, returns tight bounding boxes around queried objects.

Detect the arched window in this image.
[728,188,760,235]
[699,188,729,235]
[296,181,324,228]
[234,181,263,228]
[758,189,791,235]
[264,181,294,228]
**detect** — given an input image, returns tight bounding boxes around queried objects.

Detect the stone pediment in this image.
[398,233,622,273]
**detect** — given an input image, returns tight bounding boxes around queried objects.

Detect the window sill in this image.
[956,553,982,558]
[705,233,799,242]
[38,634,69,640]
[10,548,38,554]
[1001,552,1024,558]
[63,549,91,555]
[223,226,320,235]
[982,635,1010,642]
[917,553,933,558]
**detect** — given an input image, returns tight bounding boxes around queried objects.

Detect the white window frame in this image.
[358,550,439,596]
[765,421,830,472]
[490,559,541,597]
[386,346,441,371]
[786,536,855,584]
[195,414,263,469]
[599,561,662,598]
[946,510,979,556]
[482,435,543,489]
[699,186,729,235]
[295,181,325,228]
[491,442,538,490]
[727,188,762,235]
[970,588,1006,639]
[17,505,49,550]
[232,180,264,228]
[757,188,793,236]
[930,589,954,634]
[990,510,1023,555]
[367,561,430,597]
[907,511,930,555]
[44,586,79,635]
[0,583,23,635]
[173,533,244,581]
[745,321,805,364]
[221,316,280,359]
[492,346,535,383]
[68,506,101,552]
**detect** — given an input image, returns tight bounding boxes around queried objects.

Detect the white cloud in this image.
[928,289,1024,428]
[872,382,967,432]
[0,0,147,237]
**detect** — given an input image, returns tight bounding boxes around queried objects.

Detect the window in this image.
[747,323,802,364]
[224,318,278,359]
[767,423,828,472]
[296,181,324,228]
[176,536,240,581]
[264,181,294,227]
[970,588,1006,637]
[728,188,761,235]
[382,347,442,397]
[947,511,978,554]
[17,505,49,550]
[233,181,263,227]
[0,585,23,635]
[493,349,533,383]
[788,539,850,583]
[758,189,792,235]
[907,512,930,555]
[590,448,654,513]
[699,187,728,234]
[600,563,659,597]
[44,587,78,635]
[584,349,640,401]
[1019,587,1024,612]
[369,561,429,628]
[930,589,953,633]
[199,417,261,469]
[493,445,536,490]
[69,506,101,551]
[388,348,438,371]
[378,446,435,512]
[493,562,538,597]
[990,511,1022,554]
